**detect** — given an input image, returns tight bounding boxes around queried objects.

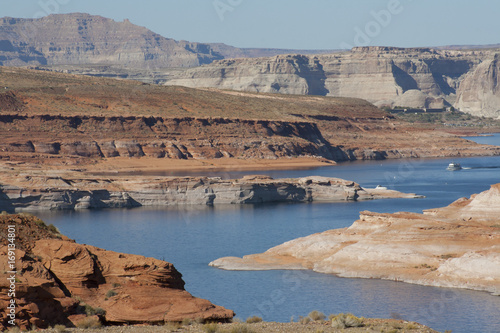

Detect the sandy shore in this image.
[83,156,336,174]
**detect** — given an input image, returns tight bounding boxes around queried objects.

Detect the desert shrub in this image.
[331,313,364,329]
[84,304,95,316]
[308,310,326,321]
[112,282,121,288]
[182,318,193,326]
[299,316,311,324]
[47,224,60,234]
[245,316,263,323]
[106,289,118,298]
[203,323,219,333]
[76,317,101,329]
[53,324,67,333]
[164,322,181,332]
[226,324,256,333]
[7,327,20,333]
[94,307,106,316]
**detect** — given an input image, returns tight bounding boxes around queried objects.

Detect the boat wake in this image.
[462,166,500,170]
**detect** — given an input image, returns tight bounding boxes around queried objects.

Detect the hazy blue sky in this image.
[2,0,499,49]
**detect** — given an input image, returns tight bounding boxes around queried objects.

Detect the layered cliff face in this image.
[0,173,420,211]
[0,214,234,330]
[0,13,224,68]
[166,47,500,118]
[210,184,500,295]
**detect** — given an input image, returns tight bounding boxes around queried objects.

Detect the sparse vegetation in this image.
[75,316,102,329]
[106,289,118,298]
[308,310,326,321]
[330,313,364,329]
[245,316,263,324]
[298,316,311,324]
[53,324,67,333]
[182,318,193,326]
[202,323,219,333]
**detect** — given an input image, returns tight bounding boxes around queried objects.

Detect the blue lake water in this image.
[36,134,500,333]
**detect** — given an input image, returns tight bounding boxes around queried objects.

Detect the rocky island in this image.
[210,184,500,296]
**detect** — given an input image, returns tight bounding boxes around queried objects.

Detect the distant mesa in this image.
[0,13,499,118]
[0,13,334,69]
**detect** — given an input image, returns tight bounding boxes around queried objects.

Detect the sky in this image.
[2,0,500,50]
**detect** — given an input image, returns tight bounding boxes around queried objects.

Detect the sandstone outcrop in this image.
[0,174,421,211]
[210,184,500,295]
[0,214,234,330]
[166,47,500,118]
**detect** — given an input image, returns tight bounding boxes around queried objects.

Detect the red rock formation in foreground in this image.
[210,184,500,295]
[0,214,233,330]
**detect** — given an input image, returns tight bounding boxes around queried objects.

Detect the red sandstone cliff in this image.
[0,214,234,330]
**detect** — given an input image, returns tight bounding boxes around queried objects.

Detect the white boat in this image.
[447,162,462,171]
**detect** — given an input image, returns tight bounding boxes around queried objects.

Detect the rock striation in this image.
[210,184,500,295]
[0,175,421,211]
[0,214,234,330]
[166,47,500,118]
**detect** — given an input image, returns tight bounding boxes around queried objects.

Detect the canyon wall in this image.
[166,47,500,118]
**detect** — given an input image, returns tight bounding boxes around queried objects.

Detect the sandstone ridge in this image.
[0,214,234,330]
[210,184,500,295]
[0,174,421,211]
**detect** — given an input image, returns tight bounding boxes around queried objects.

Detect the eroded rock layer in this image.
[0,174,420,211]
[210,184,500,295]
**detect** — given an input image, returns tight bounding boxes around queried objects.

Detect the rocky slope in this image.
[210,184,500,295]
[166,47,500,118]
[0,172,420,211]
[0,214,234,330]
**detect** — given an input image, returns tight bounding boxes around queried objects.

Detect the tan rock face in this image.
[210,184,500,295]
[0,14,223,68]
[456,54,500,118]
[166,47,500,118]
[0,214,234,330]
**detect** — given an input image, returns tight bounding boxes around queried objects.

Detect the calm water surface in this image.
[37,134,500,333]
